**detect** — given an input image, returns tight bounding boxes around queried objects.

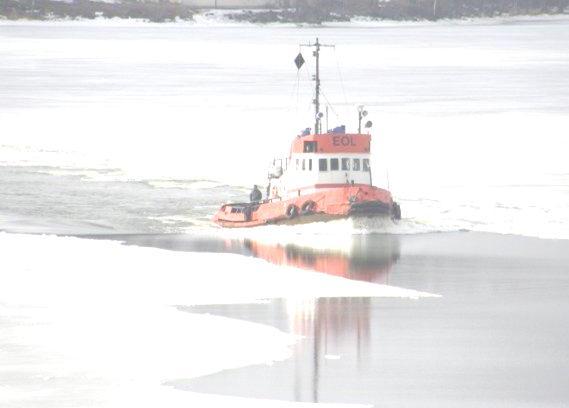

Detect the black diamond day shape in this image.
[294,53,305,69]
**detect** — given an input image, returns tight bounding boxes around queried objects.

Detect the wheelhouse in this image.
[266,130,374,200]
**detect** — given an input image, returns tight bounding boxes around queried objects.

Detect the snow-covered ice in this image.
[0,232,434,407]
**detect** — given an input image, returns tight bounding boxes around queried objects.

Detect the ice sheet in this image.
[0,232,434,407]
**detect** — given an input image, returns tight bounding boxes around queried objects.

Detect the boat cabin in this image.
[267,129,373,200]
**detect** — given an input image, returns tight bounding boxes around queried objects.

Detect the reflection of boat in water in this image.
[179,296,378,403]
[96,232,399,285]
[173,235,402,404]
[238,234,400,285]
[105,231,400,284]
[213,38,401,228]
[111,232,402,403]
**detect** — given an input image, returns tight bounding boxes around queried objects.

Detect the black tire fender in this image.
[286,204,299,219]
[301,200,316,215]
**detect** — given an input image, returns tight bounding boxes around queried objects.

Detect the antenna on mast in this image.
[299,38,334,135]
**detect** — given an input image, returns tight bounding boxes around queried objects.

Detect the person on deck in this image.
[250,185,262,202]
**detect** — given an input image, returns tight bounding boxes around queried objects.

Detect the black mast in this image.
[301,38,333,135]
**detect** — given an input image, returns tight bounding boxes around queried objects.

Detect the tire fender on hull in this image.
[300,200,316,215]
[286,204,299,219]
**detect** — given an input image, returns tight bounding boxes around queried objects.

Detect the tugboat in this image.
[213,38,401,228]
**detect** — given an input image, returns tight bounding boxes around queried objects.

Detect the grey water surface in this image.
[110,232,569,408]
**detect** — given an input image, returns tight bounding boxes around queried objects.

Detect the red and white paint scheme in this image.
[213,38,401,228]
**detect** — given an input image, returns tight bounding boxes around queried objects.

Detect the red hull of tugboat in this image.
[212,184,395,228]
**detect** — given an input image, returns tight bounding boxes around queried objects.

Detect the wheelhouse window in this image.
[302,159,306,171]
[330,158,339,171]
[319,158,328,172]
[363,159,370,172]
[341,158,350,171]
[353,158,361,171]
[303,141,317,153]
[308,159,313,171]
[296,159,299,171]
